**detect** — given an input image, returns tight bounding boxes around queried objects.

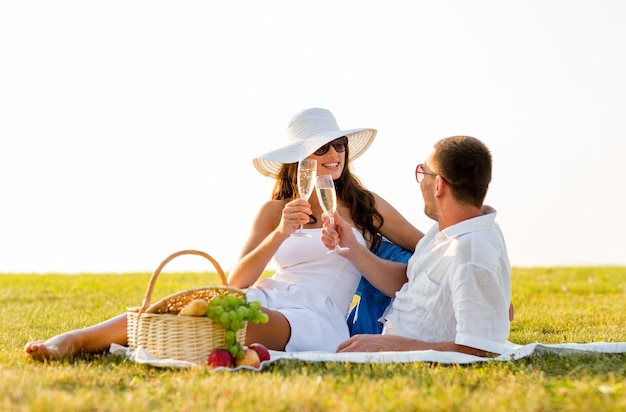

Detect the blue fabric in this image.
[346,240,412,335]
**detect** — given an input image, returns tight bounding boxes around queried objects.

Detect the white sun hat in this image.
[253,107,377,178]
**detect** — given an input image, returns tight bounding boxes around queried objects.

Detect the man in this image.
[322,135,511,357]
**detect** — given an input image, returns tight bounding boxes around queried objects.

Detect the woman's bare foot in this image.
[24,314,129,361]
[24,332,80,361]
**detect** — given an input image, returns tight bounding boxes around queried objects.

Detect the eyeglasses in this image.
[416,163,454,185]
[313,136,348,156]
[415,163,438,183]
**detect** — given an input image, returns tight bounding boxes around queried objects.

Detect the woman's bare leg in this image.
[26,306,293,359]
[244,307,290,351]
[24,313,128,361]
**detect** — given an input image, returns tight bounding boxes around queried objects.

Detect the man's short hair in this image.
[432,136,492,207]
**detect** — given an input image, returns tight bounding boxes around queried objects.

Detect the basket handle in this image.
[139,250,227,312]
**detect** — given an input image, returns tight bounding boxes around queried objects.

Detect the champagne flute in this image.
[292,158,317,237]
[315,174,350,253]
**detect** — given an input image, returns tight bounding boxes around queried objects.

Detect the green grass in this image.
[1,267,625,411]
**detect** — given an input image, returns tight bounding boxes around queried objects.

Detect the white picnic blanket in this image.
[109,341,626,371]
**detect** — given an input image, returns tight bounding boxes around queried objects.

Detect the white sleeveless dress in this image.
[246,228,366,352]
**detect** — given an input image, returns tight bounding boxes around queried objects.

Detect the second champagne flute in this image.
[292,158,317,237]
[315,174,350,253]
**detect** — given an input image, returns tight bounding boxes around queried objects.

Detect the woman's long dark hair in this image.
[270,145,383,250]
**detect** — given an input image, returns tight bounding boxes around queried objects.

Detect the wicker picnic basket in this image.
[126,250,247,364]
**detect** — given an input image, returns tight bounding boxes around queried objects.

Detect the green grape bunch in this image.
[205,293,269,359]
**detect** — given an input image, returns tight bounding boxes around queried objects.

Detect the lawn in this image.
[1,267,625,411]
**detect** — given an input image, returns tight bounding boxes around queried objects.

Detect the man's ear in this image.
[434,175,444,197]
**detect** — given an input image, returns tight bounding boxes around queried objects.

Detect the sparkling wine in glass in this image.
[292,158,317,237]
[315,174,349,253]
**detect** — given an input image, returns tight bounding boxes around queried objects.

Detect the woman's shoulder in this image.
[370,191,409,220]
[249,199,286,232]
[265,198,288,207]
[369,191,394,212]
[370,191,424,251]
[256,199,288,215]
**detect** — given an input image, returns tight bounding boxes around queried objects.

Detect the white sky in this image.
[2,1,625,274]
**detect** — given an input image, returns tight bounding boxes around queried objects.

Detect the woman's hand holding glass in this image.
[279,198,313,237]
[292,158,317,237]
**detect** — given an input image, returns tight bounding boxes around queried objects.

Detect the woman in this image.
[229,107,422,352]
[24,107,423,360]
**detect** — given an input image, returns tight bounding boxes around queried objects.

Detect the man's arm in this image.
[336,334,499,357]
[320,212,408,296]
[337,240,408,297]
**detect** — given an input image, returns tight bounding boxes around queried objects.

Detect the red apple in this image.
[235,348,261,368]
[207,348,234,369]
[249,343,271,362]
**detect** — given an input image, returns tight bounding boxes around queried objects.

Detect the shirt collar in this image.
[439,210,497,239]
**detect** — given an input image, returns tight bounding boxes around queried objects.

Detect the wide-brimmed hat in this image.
[253,107,377,178]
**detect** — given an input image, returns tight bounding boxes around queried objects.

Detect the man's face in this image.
[420,154,438,221]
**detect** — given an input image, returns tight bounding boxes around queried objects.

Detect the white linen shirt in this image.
[382,212,511,354]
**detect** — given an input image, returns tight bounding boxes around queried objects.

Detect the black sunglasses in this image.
[313,136,348,156]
